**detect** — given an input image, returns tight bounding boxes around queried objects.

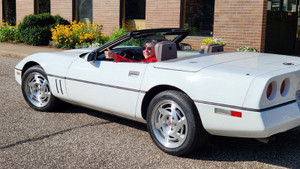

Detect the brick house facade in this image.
[93,0,120,34]
[145,0,181,29]
[214,0,267,52]
[16,0,34,24]
[51,0,73,21]
[1,0,299,54]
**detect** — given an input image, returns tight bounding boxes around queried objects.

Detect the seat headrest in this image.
[155,41,177,62]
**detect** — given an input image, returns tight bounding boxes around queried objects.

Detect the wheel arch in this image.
[21,61,40,77]
[141,85,198,121]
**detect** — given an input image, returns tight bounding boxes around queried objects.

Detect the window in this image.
[283,0,298,12]
[121,0,146,31]
[2,0,16,25]
[268,0,298,12]
[125,0,145,19]
[181,0,214,36]
[35,0,50,14]
[73,0,93,24]
[267,0,281,11]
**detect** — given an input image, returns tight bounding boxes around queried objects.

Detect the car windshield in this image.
[114,33,180,49]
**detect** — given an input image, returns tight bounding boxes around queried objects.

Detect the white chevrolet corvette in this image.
[15,29,300,156]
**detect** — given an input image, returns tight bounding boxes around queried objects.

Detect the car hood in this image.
[154,52,300,77]
[15,48,96,77]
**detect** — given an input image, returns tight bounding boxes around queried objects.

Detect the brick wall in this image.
[3,0,268,52]
[93,0,120,36]
[51,0,73,22]
[214,0,267,52]
[146,0,181,29]
[16,0,34,24]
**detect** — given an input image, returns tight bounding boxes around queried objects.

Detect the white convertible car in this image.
[15,28,300,156]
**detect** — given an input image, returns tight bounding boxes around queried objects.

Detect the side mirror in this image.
[87,51,97,62]
[179,43,192,51]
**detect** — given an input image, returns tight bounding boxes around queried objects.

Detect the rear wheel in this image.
[147,90,208,156]
[21,65,60,111]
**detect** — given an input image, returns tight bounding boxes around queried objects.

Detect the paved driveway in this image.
[0,55,299,168]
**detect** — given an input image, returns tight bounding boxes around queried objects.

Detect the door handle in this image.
[128,71,140,77]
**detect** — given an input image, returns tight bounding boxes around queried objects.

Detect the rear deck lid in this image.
[154,52,300,76]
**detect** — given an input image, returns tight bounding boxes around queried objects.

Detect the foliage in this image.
[107,28,147,47]
[108,28,128,42]
[201,37,226,50]
[18,13,70,46]
[0,22,20,42]
[183,24,198,36]
[237,46,258,52]
[53,15,71,26]
[95,33,109,46]
[51,21,104,49]
[51,26,148,49]
[122,37,146,47]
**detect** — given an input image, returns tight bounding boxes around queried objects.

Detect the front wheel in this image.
[147,90,208,156]
[21,65,60,111]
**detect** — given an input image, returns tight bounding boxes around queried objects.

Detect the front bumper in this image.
[15,68,22,85]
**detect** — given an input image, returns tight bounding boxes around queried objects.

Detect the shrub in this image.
[53,15,71,26]
[51,21,104,49]
[0,22,20,42]
[106,28,145,47]
[18,13,70,46]
[108,28,128,41]
[93,28,130,47]
[95,34,109,46]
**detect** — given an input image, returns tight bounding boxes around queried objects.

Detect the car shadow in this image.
[58,104,300,168]
[187,129,300,168]
[58,103,148,132]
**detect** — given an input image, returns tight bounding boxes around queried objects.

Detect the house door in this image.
[121,0,146,31]
[265,0,299,55]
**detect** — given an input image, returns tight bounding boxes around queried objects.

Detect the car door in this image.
[65,57,149,118]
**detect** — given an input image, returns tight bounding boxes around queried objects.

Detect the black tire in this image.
[21,65,60,111]
[146,90,208,156]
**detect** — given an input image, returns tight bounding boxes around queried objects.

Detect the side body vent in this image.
[55,79,65,95]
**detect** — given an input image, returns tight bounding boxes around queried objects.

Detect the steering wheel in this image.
[120,50,139,61]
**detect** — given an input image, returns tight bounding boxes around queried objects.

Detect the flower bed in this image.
[51,21,106,49]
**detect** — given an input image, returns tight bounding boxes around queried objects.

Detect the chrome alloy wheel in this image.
[24,72,51,108]
[151,100,188,149]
